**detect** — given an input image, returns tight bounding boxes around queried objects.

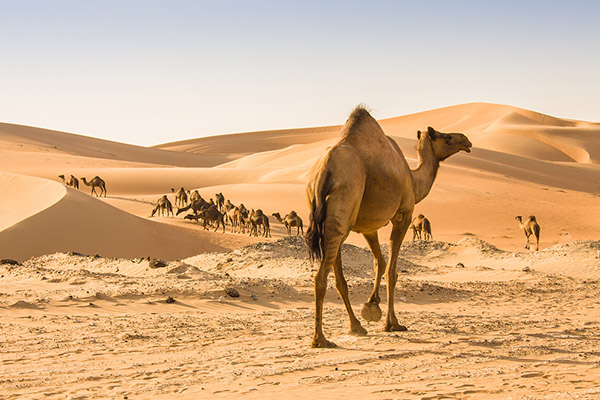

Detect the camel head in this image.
[417,127,472,161]
[515,216,523,222]
[171,187,175,192]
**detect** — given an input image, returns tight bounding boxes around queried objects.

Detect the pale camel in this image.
[305,106,471,348]
[171,187,188,208]
[410,214,432,241]
[80,176,107,197]
[272,211,304,236]
[249,209,271,238]
[151,195,173,217]
[226,207,244,233]
[515,215,541,251]
[223,200,235,225]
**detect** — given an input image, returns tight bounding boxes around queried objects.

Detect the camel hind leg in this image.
[332,249,367,336]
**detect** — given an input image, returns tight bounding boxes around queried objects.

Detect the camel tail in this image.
[305,170,332,262]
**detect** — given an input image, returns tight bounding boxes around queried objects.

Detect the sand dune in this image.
[0,122,221,167]
[0,173,259,261]
[1,102,598,262]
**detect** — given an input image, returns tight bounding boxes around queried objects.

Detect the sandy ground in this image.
[1,102,599,398]
[1,237,600,399]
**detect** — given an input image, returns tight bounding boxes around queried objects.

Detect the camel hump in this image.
[529,215,537,222]
[340,105,387,142]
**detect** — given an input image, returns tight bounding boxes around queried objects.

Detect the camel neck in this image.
[410,139,440,204]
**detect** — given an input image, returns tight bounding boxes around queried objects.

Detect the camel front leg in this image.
[332,250,367,336]
[361,231,386,323]
[524,232,530,250]
[385,214,411,332]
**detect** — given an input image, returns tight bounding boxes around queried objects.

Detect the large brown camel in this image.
[80,176,107,197]
[410,214,432,241]
[272,211,304,236]
[305,106,471,348]
[249,209,271,238]
[171,187,188,208]
[151,195,173,217]
[515,215,541,251]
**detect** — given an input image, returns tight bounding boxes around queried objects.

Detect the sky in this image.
[1,0,599,146]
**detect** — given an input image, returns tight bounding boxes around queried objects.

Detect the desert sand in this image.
[1,102,599,399]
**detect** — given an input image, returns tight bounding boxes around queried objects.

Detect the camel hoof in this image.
[361,302,382,323]
[385,323,408,332]
[350,324,368,336]
[311,337,337,348]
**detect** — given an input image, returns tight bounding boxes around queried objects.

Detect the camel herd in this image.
[150,187,303,238]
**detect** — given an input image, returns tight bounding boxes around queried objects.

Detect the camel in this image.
[176,196,210,216]
[58,174,79,190]
[515,215,541,251]
[195,205,226,233]
[305,106,471,348]
[226,207,243,233]
[151,195,173,217]
[188,190,201,203]
[215,192,225,212]
[410,214,432,241]
[80,176,107,197]
[272,211,304,236]
[69,175,79,190]
[249,209,271,238]
[171,187,188,208]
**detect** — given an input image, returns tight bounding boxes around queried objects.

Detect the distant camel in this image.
[171,187,188,208]
[194,205,226,233]
[272,211,304,236]
[69,175,79,190]
[176,196,211,216]
[226,206,247,233]
[305,106,471,348]
[151,195,173,217]
[249,209,271,237]
[58,174,79,190]
[215,192,225,212]
[188,190,201,203]
[515,215,541,251]
[80,176,107,197]
[410,214,432,241]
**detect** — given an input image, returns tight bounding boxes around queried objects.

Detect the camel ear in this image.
[427,126,436,139]
[417,130,421,139]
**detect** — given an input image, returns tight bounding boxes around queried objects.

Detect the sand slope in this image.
[0,173,259,261]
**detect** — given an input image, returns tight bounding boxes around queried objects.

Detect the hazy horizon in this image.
[2,0,599,146]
